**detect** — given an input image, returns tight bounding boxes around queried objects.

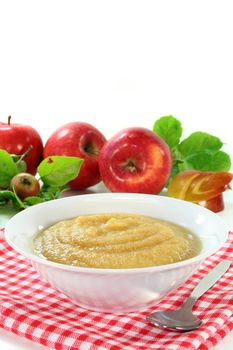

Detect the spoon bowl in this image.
[147,297,202,331]
[147,260,231,331]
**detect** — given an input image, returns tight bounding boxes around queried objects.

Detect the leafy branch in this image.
[0,150,83,210]
[153,116,231,185]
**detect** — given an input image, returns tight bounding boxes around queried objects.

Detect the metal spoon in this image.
[146,260,231,332]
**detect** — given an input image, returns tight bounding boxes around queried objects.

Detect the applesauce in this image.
[33,213,201,269]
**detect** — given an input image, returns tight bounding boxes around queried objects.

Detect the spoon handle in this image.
[190,260,231,301]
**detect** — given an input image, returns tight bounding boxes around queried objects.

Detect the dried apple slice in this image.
[167,170,233,212]
[198,194,225,213]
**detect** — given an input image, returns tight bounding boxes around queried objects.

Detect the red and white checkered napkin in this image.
[1,229,233,350]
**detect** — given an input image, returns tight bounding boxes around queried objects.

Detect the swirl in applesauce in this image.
[33,213,201,269]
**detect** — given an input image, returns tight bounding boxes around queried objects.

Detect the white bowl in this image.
[5,193,228,313]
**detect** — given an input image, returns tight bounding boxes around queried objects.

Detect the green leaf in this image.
[153,115,182,149]
[0,190,15,206]
[39,185,68,200]
[0,190,16,201]
[0,150,18,188]
[23,196,45,206]
[178,132,223,157]
[0,199,8,206]
[38,156,83,187]
[0,189,24,210]
[185,150,231,172]
[10,154,20,162]
[15,160,27,173]
[11,154,27,173]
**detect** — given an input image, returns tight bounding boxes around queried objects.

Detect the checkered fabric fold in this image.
[1,228,233,350]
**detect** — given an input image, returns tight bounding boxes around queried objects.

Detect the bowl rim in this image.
[4,193,229,274]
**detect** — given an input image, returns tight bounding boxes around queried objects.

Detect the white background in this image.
[0,0,233,144]
[0,1,233,349]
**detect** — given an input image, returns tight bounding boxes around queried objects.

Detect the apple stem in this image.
[8,116,11,125]
[17,145,33,163]
[83,142,99,156]
[124,159,137,173]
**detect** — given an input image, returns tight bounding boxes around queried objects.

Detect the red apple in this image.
[99,127,172,194]
[0,116,43,174]
[10,173,40,199]
[43,122,107,190]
